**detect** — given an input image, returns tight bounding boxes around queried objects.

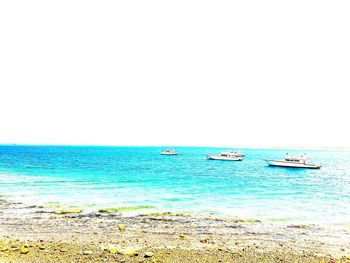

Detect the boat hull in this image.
[207,155,243,161]
[266,160,321,169]
[160,152,177,155]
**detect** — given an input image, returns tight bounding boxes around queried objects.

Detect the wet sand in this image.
[0,200,349,262]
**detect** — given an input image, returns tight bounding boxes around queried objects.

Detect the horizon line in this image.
[0,143,349,150]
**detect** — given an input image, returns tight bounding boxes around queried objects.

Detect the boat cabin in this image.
[284,153,308,163]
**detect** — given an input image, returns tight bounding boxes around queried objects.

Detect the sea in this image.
[1,145,349,225]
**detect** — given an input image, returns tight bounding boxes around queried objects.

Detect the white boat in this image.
[160,148,178,155]
[265,154,321,169]
[207,151,244,161]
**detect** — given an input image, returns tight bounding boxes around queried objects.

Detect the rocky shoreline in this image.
[0,200,349,262]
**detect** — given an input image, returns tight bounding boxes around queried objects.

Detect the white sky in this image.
[0,0,349,148]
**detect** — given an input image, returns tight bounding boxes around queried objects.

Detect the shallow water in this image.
[0,145,349,224]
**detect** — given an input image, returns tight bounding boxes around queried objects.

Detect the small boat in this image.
[207,151,244,161]
[265,154,321,169]
[160,148,178,155]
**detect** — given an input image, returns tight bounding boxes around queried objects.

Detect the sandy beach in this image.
[1,200,349,262]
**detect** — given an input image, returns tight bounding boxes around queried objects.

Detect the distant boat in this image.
[160,148,178,155]
[265,154,321,169]
[207,150,244,161]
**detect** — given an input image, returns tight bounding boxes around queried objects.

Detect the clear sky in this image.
[0,1,349,148]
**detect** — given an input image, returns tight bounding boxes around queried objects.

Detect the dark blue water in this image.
[0,145,349,224]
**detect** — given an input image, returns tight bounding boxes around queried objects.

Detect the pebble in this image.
[123,247,138,256]
[20,247,29,254]
[144,251,154,257]
[118,224,126,231]
[108,247,118,254]
[83,250,93,255]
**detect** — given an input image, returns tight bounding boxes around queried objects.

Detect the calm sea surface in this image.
[1,146,349,224]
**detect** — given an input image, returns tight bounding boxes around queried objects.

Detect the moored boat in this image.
[265,154,321,169]
[160,148,178,155]
[207,150,244,161]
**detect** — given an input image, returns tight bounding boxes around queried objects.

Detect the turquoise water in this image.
[0,145,349,224]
